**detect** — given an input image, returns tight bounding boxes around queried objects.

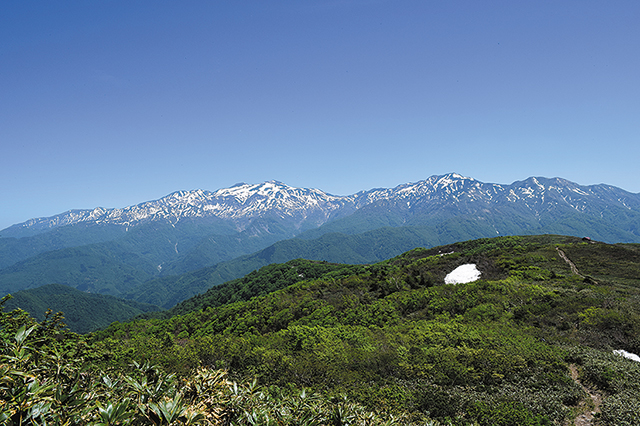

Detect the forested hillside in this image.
[5,235,637,424]
[125,227,444,308]
[2,284,160,333]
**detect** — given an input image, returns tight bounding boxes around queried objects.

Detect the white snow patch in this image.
[613,349,640,363]
[445,264,481,284]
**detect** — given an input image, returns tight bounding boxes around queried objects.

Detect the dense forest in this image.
[2,235,640,425]
[2,283,161,333]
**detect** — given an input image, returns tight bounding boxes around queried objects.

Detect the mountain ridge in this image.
[3,173,639,239]
[0,180,356,238]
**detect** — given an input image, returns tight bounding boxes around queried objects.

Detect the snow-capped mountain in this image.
[356,173,640,215]
[2,181,357,236]
[355,174,504,209]
[2,174,639,238]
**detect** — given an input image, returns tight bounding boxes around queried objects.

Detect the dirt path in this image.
[568,364,602,426]
[556,248,582,277]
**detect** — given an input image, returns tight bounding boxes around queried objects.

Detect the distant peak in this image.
[433,173,473,187]
[260,180,288,189]
[443,172,471,180]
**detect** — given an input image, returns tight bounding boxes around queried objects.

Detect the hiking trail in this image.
[568,364,602,426]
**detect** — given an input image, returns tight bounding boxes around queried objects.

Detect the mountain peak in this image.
[213,181,297,203]
[443,172,470,180]
[435,173,474,186]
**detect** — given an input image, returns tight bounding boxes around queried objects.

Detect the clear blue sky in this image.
[2,0,639,231]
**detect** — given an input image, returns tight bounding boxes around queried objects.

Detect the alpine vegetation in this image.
[3,235,640,425]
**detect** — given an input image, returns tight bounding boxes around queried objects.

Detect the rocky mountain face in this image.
[1,173,639,308]
[295,174,640,242]
[357,174,640,215]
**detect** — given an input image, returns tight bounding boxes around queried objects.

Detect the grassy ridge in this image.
[88,235,640,424]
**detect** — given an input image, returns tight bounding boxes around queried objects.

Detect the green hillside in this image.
[85,235,640,425]
[127,215,640,310]
[126,227,444,308]
[3,235,640,424]
[162,258,358,318]
[0,244,157,297]
[0,223,128,269]
[0,218,303,304]
[3,283,161,333]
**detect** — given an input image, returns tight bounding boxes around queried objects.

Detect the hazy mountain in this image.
[4,174,639,244]
[6,174,639,240]
[300,175,640,239]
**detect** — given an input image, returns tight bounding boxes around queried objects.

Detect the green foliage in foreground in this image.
[89,235,640,424]
[0,305,436,425]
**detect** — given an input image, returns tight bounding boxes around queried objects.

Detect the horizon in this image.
[2,1,639,230]
[2,172,638,231]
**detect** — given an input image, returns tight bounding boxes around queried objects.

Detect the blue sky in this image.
[1,0,639,231]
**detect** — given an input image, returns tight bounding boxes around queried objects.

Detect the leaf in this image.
[14,324,37,346]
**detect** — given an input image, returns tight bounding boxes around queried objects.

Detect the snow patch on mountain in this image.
[445,264,481,284]
[613,349,640,363]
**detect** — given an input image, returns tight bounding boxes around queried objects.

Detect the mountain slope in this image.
[0,181,356,239]
[2,283,160,333]
[125,226,445,308]
[300,175,640,241]
[0,223,128,270]
[0,217,301,297]
[126,207,640,309]
[4,174,640,243]
[0,244,155,297]
[93,235,640,425]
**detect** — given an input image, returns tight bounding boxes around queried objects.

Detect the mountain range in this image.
[4,174,640,239]
[2,173,640,318]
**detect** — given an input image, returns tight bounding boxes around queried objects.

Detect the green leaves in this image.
[147,395,187,425]
[3,235,640,424]
[13,324,37,347]
[97,398,134,425]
